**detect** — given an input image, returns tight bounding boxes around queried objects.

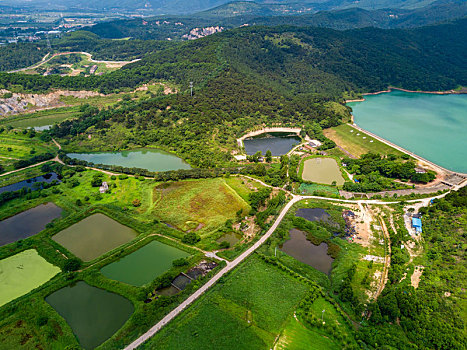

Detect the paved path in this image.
[123,177,467,349]
[8,51,139,73]
[124,195,302,350]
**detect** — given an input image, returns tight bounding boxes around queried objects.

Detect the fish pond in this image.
[101,241,189,286]
[243,133,300,156]
[46,281,134,350]
[296,208,331,224]
[52,214,137,261]
[280,229,334,275]
[0,249,60,307]
[0,202,62,247]
[302,158,345,185]
[0,172,60,194]
[348,90,467,173]
[67,148,191,172]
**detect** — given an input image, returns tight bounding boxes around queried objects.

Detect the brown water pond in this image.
[280,228,334,275]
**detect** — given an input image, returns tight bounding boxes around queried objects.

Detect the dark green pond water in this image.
[67,148,191,172]
[348,91,467,173]
[0,203,62,247]
[280,229,334,275]
[100,240,189,286]
[46,281,133,350]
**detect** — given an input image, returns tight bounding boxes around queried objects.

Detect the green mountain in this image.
[3,18,466,95]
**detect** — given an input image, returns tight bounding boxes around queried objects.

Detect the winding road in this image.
[124,177,465,349]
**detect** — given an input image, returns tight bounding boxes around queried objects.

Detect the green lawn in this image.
[152,178,251,237]
[143,256,309,350]
[324,124,404,157]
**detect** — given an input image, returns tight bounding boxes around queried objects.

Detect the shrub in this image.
[181,232,201,245]
[219,241,231,249]
[63,258,81,272]
[172,258,189,267]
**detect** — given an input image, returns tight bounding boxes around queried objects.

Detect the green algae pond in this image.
[0,249,60,307]
[216,232,242,246]
[100,240,190,286]
[52,214,137,261]
[0,202,62,247]
[46,281,133,350]
[301,157,345,185]
[67,148,191,172]
[348,90,467,173]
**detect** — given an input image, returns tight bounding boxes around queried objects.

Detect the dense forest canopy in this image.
[1,19,466,95]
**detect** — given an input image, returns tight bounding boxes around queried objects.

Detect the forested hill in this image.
[1,19,466,96]
[89,1,467,40]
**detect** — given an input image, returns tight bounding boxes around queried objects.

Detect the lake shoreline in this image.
[345,86,467,103]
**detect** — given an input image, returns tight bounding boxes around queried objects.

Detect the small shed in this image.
[99,181,109,194]
[412,217,422,234]
[308,139,322,148]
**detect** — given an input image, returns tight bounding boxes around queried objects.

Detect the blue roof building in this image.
[412,217,422,234]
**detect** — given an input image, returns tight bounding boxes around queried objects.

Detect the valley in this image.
[0,3,465,350]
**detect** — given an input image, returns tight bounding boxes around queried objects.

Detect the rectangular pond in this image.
[52,213,137,261]
[280,229,334,275]
[67,148,191,172]
[243,133,300,156]
[302,158,345,185]
[100,240,190,286]
[46,281,134,350]
[348,90,467,173]
[0,249,60,307]
[0,172,60,194]
[0,202,63,247]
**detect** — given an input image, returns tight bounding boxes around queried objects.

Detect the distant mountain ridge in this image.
[2,0,444,14]
[89,1,467,40]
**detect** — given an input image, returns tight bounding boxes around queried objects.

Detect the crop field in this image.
[324,124,404,157]
[152,178,250,236]
[0,249,60,307]
[143,256,309,349]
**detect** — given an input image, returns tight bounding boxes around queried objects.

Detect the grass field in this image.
[0,249,60,307]
[152,178,250,236]
[143,256,309,349]
[0,131,56,170]
[275,317,340,350]
[298,183,339,196]
[324,124,404,157]
[0,107,80,129]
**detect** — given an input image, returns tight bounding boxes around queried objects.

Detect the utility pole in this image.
[189,82,193,96]
[275,247,277,257]
[322,309,326,324]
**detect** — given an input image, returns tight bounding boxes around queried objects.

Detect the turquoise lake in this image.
[68,148,191,172]
[348,91,467,173]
